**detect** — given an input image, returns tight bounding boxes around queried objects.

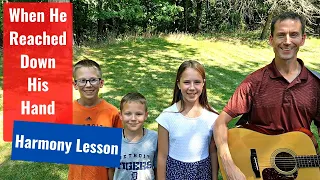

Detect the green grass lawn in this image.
[0,33,319,179]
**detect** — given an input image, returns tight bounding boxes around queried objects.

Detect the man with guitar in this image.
[214,12,320,180]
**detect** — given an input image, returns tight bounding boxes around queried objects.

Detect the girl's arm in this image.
[157,124,169,180]
[210,136,219,180]
[108,168,114,180]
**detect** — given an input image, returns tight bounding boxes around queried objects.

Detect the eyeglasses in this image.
[75,78,101,87]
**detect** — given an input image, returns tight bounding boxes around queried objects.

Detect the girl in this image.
[156,60,219,180]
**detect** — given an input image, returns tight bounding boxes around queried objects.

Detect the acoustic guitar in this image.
[218,128,320,180]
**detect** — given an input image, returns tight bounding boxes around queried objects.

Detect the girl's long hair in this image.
[171,60,218,114]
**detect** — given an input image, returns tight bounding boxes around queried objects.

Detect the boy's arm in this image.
[157,124,169,180]
[210,136,219,180]
[108,168,115,180]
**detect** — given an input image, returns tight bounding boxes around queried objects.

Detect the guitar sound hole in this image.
[274,152,297,172]
[262,168,298,180]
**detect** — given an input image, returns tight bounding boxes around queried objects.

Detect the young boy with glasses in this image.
[68,59,122,180]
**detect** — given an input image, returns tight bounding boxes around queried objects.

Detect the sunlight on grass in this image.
[146,122,158,131]
[70,34,320,133]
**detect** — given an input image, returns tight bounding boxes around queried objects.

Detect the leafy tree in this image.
[260,0,320,39]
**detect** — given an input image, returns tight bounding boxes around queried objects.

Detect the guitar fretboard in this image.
[296,155,320,167]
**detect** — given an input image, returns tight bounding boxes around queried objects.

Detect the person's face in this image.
[73,67,103,101]
[120,102,148,132]
[269,19,306,62]
[178,68,204,104]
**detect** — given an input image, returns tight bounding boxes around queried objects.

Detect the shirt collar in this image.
[268,58,308,80]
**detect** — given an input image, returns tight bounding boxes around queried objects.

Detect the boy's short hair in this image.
[120,92,148,112]
[73,59,102,79]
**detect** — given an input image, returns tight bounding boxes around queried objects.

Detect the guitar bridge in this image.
[250,149,261,178]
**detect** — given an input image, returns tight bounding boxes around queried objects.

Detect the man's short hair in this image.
[73,59,102,79]
[120,92,148,112]
[271,12,306,36]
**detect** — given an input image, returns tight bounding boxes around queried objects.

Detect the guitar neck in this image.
[297,155,320,167]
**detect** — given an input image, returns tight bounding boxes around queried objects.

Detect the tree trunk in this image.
[96,0,103,42]
[259,12,273,40]
[315,18,320,36]
[205,0,210,31]
[183,0,190,32]
[195,0,203,33]
[173,0,178,31]
[144,0,151,32]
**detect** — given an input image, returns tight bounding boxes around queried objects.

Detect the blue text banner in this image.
[11,121,122,167]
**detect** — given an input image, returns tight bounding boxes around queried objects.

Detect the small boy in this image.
[68,59,122,180]
[109,92,158,180]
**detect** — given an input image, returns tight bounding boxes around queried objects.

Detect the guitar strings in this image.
[238,157,320,167]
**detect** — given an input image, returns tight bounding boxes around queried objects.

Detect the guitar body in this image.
[218,128,320,180]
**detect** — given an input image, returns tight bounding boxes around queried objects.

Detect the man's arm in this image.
[214,111,246,180]
[157,124,169,180]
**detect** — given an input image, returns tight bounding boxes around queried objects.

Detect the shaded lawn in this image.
[0,34,319,179]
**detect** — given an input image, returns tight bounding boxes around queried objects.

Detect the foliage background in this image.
[0,0,320,179]
[0,0,319,45]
